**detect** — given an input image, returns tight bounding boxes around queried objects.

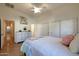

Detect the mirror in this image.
[6,26,10,33]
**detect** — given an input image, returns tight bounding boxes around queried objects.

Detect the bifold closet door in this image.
[49,22,60,37]
[60,19,75,37]
[34,24,42,37]
[34,24,49,37]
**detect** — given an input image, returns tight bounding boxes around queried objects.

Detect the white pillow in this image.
[69,33,79,54]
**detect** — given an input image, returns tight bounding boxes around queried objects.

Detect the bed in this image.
[20,36,78,56]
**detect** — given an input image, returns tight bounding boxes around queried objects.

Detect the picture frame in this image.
[20,16,28,25]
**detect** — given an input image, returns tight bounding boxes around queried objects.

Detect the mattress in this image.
[20,36,78,56]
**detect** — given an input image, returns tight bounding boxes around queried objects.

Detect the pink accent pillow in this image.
[62,35,74,46]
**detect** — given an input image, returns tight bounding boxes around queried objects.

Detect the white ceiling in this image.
[7,3,65,17]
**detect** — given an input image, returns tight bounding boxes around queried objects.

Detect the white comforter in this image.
[21,36,77,56]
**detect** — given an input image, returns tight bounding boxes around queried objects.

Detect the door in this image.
[49,22,60,37]
[61,19,75,37]
[9,20,14,48]
[1,17,7,50]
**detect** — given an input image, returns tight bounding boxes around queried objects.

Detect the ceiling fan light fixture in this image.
[32,6,42,14]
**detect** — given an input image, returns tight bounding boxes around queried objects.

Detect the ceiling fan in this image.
[31,6,42,13]
[29,3,49,14]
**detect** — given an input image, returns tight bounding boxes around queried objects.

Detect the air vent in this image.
[5,3,14,8]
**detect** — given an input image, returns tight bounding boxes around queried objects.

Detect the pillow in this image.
[69,33,79,54]
[62,35,74,46]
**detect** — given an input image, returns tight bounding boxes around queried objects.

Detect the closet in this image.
[34,24,49,37]
[49,22,60,37]
[49,18,77,38]
[60,19,76,37]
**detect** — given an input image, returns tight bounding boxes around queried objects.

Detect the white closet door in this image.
[49,22,60,37]
[61,19,74,37]
[34,24,42,37]
[34,24,49,37]
[41,24,49,36]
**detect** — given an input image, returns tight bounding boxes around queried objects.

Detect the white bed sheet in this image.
[21,36,77,56]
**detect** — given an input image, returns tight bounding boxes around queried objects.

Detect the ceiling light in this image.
[32,6,42,14]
